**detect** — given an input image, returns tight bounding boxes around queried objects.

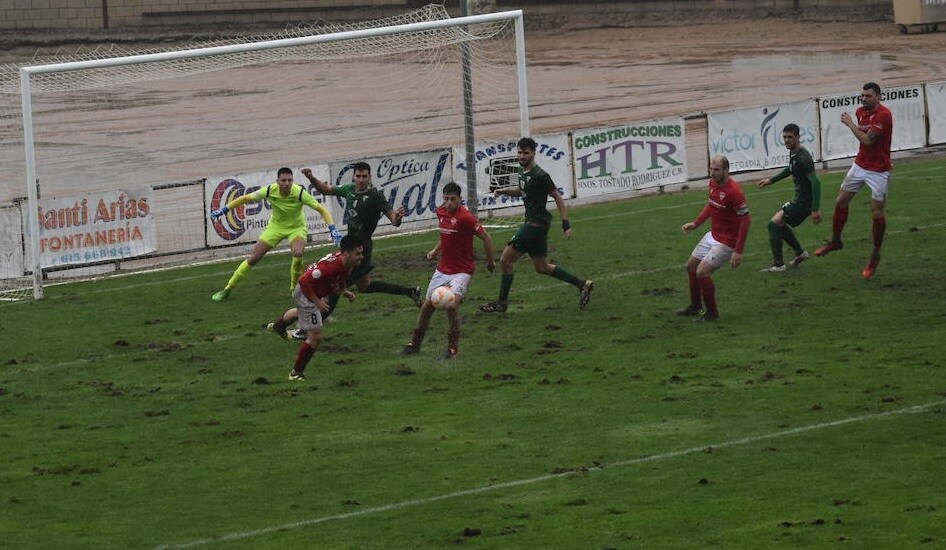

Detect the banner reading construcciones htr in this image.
[819,84,926,161]
[37,188,155,269]
[572,118,687,197]
[707,100,819,173]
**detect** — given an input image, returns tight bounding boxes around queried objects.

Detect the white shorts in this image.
[691,232,734,269]
[293,285,324,331]
[425,270,472,302]
[840,162,889,202]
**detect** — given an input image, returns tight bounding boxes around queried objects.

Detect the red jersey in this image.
[704,176,750,252]
[298,252,351,301]
[854,103,893,172]
[436,204,485,275]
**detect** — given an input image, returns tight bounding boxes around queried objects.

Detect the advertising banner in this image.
[0,206,24,278]
[819,84,926,161]
[205,165,335,248]
[572,118,687,196]
[37,188,156,268]
[451,133,572,212]
[927,80,946,145]
[707,101,819,173]
[328,148,453,236]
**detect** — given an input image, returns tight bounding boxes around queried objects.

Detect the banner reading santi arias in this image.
[819,84,926,161]
[707,100,819,173]
[205,165,335,248]
[37,188,155,268]
[572,118,687,197]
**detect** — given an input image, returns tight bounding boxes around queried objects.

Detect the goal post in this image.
[9,6,530,300]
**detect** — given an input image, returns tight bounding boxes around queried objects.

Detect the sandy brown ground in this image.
[2,19,945,200]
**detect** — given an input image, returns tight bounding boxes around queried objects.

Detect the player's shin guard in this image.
[767,221,784,265]
[550,266,582,287]
[498,273,514,301]
[687,271,701,310]
[831,204,849,242]
[780,225,802,256]
[294,341,316,373]
[290,256,304,290]
[365,280,411,295]
[872,216,886,249]
[699,276,718,317]
[226,260,251,289]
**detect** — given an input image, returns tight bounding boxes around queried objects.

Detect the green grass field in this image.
[2,157,944,549]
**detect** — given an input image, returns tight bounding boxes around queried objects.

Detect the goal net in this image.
[1,4,528,300]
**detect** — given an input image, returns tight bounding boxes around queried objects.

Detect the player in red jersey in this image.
[266,235,364,380]
[400,182,495,359]
[678,155,751,321]
[814,82,893,279]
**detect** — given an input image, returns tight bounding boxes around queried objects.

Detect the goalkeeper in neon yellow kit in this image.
[209,167,341,301]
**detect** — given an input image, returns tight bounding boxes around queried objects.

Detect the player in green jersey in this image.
[209,167,340,301]
[479,137,593,313]
[756,123,822,272]
[296,161,421,323]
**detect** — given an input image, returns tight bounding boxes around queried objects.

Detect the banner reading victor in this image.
[572,118,687,197]
[37,188,155,268]
[707,100,819,173]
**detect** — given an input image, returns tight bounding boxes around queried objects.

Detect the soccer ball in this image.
[430,286,458,309]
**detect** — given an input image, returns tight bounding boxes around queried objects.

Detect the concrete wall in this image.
[1,0,893,31]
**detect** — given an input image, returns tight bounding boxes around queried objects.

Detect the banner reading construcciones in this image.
[37,188,155,269]
[572,118,687,197]
[927,80,946,145]
[707,100,819,173]
[819,84,926,161]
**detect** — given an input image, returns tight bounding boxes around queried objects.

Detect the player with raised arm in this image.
[757,123,822,271]
[400,182,495,360]
[209,167,341,301]
[479,137,593,314]
[267,235,364,381]
[814,82,893,279]
[291,162,421,333]
[678,155,751,321]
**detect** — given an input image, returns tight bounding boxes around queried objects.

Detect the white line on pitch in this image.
[156,398,946,549]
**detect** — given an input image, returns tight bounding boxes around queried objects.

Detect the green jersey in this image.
[249,183,326,230]
[517,164,556,225]
[334,183,392,241]
[787,147,821,210]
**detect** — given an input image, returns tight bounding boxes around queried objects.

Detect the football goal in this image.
[2,5,529,300]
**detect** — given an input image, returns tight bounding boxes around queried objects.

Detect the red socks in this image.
[294,341,315,373]
[699,277,717,317]
[688,271,701,309]
[872,216,886,248]
[832,204,849,240]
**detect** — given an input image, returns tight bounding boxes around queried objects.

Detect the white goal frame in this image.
[19,10,530,300]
